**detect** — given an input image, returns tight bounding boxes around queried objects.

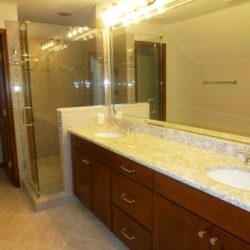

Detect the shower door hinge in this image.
[8,161,13,168]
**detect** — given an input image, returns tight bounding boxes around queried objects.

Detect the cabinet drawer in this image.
[112,170,153,231]
[113,206,152,250]
[110,151,153,189]
[71,135,108,164]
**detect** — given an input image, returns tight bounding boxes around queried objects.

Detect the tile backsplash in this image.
[112,117,250,162]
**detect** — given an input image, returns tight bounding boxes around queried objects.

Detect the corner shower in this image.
[19,22,104,196]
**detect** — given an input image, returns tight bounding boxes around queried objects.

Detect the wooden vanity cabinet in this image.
[111,158,154,249]
[72,147,92,209]
[71,135,111,228]
[71,134,250,250]
[154,172,250,250]
[112,170,153,231]
[154,194,211,250]
[154,194,250,250]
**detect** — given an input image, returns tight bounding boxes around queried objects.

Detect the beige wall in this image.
[164,3,250,135]
[0,3,18,28]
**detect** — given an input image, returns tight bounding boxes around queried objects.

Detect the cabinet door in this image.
[72,147,92,208]
[92,160,111,228]
[153,194,211,250]
[209,227,250,250]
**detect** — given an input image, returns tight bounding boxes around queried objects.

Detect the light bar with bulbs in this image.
[41,39,68,52]
[41,39,60,50]
[67,26,89,38]
[67,27,101,41]
[101,0,197,28]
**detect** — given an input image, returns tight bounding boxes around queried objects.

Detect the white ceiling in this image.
[0,0,106,26]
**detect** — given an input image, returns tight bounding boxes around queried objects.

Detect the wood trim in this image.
[154,171,250,244]
[0,29,20,187]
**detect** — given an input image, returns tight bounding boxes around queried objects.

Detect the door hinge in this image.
[8,161,13,168]
[2,108,7,117]
[0,52,2,61]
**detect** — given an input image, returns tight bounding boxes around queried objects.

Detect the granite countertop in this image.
[69,124,250,212]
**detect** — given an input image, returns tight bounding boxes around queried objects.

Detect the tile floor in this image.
[0,168,127,250]
[37,156,63,195]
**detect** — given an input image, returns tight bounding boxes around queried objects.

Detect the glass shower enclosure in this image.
[19,22,104,196]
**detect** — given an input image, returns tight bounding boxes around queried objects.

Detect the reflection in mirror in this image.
[111,28,166,120]
[111,0,250,137]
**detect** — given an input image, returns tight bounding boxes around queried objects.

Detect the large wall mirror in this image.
[110,0,250,137]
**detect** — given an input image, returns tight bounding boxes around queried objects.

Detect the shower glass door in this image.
[19,22,104,196]
[19,23,39,195]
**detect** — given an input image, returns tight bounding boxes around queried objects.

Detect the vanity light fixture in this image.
[41,39,68,52]
[67,26,89,38]
[101,0,197,28]
[41,39,59,50]
[67,27,101,41]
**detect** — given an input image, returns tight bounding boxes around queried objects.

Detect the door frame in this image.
[134,40,166,121]
[0,28,20,186]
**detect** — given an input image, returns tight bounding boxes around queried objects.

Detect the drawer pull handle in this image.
[209,237,218,246]
[121,193,136,204]
[82,159,90,165]
[121,228,136,241]
[120,165,136,173]
[197,230,206,238]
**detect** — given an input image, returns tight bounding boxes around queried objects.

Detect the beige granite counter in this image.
[69,124,250,212]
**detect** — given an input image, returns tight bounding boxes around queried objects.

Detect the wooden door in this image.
[92,159,111,228]
[153,194,211,250]
[209,227,250,250]
[71,148,92,208]
[0,29,19,186]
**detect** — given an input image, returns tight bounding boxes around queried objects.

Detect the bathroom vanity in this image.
[70,126,250,250]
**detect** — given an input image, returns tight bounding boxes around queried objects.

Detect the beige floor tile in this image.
[0,240,14,250]
[8,243,61,250]
[41,201,88,221]
[19,215,78,249]
[0,169,128,250]
[63,220,127,250]
[0,212,34,242]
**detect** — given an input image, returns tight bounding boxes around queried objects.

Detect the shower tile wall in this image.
[28,34,98,195]
[29,38,95,158]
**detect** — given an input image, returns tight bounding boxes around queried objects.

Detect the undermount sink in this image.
[94,131,123,138]
[207,168,250,191]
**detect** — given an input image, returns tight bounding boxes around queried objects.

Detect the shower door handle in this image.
[23,106,34,127]
[148,98,156,114]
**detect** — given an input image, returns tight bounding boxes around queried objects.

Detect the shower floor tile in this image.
[37,155,63,195]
